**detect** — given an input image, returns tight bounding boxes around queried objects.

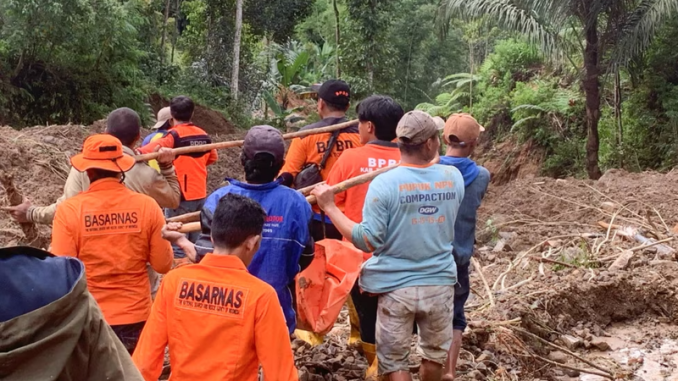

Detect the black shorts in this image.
[111,321,146,355]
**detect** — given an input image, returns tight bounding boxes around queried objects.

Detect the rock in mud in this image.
[560,334,583,350]
[547,351,569,364]
[590,337,611,351]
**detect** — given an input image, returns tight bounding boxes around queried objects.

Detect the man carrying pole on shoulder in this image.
[136,96,218,265]
[185,125,314,336]
[50,134,173,354]
[279,80,362,242]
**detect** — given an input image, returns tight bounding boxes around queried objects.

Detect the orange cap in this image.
[70,134,136,173]
[443,113,485,145]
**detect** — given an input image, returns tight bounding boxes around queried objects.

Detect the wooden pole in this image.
[134,119,358,162]
[166,181,327,224]
[177,165,397,233]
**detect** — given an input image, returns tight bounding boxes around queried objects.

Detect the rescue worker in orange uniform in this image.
[137,96,218,264]
[133,193,298,381]
[278,80,362,242]
[51,134,173,354]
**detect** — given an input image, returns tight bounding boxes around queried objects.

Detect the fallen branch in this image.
[472,257,495,308]
[492,233,600,290]
[167,181,325,224]
[594,207,623,255]
[135,120,358,162]
[598,221,675,256]
[467,318,521,329]
[178,165,397,233]
[511,327,614,378]
[528,256,578,269]
[530,354,614,380]
[599,236,676,262]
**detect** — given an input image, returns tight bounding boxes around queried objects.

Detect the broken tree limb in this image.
[511,327,615,379]
[531,354,614,380]
[597,221,675,256]
[472,257,495,308]
[134,120,358,162]
[467,318,521,329]
[167,181,326,224]
[492,233,602,290]
[0,172,43,247]
[599,236,676,262]
[177,165,398,233]
[528,256,578,269]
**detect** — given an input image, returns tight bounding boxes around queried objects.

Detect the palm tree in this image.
[438,0,678,179]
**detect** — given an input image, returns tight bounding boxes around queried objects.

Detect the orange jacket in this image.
[132,254,298,381]
[138,123,218,201]
[326,141,400,223]
[51,178,173,326]
[281,117,362,181]
[281,117,362,214]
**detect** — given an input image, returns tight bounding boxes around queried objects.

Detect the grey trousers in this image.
[164,198,205,258]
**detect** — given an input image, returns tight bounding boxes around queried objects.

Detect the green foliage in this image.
[244,0,314,41]
[509,79,581,143]
[0,0,148,127]
[479,39,541,84]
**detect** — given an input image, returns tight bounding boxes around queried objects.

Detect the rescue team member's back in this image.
[51,134,173,353]
[279,80,362,241]
[133,194,298,381]
[326,95,405,224]
[280,80,361,185]
[137,96,217,202]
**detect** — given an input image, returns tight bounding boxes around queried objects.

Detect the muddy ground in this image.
[1,121,677,381]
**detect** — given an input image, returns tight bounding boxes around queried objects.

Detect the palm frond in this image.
[437,0,560,57]
[511,115,540,131]
[511,104,547,113]
[611,0,678,68]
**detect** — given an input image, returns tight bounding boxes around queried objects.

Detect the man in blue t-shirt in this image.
[438,113,490,381]
[193,125,314,334]
[313,110,464,381]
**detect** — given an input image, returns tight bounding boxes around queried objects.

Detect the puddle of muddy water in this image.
[579,323,678,381]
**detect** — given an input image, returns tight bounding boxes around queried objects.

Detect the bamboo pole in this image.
[177,165,397,233]
[166,181,326,224]
[134,119,358,162]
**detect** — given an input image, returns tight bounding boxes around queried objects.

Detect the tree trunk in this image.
[583,18,602,179]
[614,71,623,168]
[231,0,244,100]
[171,0,180,63]
[160,0,171,64]
[333,0,341,78]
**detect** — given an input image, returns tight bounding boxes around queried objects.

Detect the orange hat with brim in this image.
[71,134,136,173]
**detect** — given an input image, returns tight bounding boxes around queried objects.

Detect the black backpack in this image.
[293,129,341,189]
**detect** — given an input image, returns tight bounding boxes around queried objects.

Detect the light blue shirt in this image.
[351,164,465,294]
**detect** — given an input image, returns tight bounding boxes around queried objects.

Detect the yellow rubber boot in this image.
[362,342,379,381]
[293,329,324,346]
[347,296,361,346]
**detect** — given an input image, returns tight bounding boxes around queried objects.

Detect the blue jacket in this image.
[0,246,81,322]
[439,157,490,265]
[195,178,313,333]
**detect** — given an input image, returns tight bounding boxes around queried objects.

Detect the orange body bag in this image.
[295,239,363,334]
